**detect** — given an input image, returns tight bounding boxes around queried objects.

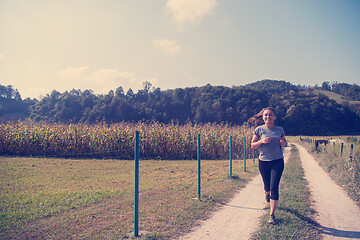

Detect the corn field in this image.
[0,121,254,160]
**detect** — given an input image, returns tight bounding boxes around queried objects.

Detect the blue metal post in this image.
[134,131,139,237]
[253,149,255,165]
[229,136,233,177]
[244,137,246,172]
[197,134,201,199]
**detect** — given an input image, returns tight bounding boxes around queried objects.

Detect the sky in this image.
[0,0,360,99]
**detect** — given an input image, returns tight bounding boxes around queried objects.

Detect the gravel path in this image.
[178,144,360,240]
[295,143,360,239]
[177,147,291,240]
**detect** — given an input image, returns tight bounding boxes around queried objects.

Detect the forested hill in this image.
[1,80,360,136]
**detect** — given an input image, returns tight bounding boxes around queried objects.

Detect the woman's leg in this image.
[269,159,284,215]
[258,160,271,195]
[270,199,278,215]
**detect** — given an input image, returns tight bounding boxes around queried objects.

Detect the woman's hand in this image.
[262,137,271,144]
[251,135,271,149]
[280,137,287,147]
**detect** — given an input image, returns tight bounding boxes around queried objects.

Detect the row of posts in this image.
[339,142,354,162]
[300,137,354,162]
[133,132,254,237]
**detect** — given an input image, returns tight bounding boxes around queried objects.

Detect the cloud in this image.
[57,66,158,94]
[24,86,53,99]
[92,69,134,83]
[57,66,90,78]
[153,38,181,55]
[0,53,6,63]
[166,0,217,25]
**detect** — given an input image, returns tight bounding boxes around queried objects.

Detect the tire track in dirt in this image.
[295,143,360,239]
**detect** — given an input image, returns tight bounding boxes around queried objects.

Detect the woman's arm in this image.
[251,134,270,149]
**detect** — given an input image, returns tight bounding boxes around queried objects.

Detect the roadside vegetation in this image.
[0,156,258,239]
[300,136,360,207]
[251,145,321,240]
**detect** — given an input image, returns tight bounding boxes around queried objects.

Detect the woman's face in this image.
[262,109,276,126]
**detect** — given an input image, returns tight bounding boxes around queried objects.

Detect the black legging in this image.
[258,158,284,200]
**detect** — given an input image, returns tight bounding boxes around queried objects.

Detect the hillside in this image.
[314,89,360,106]
[1,80,360,135]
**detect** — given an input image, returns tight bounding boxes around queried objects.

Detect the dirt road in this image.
[178,144,360,240]
[295,143,360,239]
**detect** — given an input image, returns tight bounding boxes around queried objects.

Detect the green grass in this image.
[0,157,258,239]
[314,89,360,105]
[0,157,125,233]
[2,144,331,239]
[250,145,321,240]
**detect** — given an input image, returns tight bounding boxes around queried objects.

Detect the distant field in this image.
[0,157,257,239]
[314,89,360,105]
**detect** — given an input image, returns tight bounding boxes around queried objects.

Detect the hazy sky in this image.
[1,0,359,99]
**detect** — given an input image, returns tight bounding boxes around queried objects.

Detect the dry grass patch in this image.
[0,157,257,239]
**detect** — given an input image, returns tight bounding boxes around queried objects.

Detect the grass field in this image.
[3,140,350,239]
[0,156,258,239]
[313,89,360,105]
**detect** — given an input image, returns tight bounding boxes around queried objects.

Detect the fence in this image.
[299,136,359,209]
[300,137,356,161]
[0,122,260,237]
[132,131,257,237]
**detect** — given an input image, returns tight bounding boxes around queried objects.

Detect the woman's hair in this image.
[248,107,276,125]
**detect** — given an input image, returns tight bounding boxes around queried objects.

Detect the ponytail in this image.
[248,107,276,125]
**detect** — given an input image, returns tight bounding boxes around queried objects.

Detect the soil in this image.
[177,144,360,240]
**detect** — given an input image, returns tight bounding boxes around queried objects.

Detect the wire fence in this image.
[300,137,358,162]
[300,136,360,200]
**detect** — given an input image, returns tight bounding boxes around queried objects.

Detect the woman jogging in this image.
[250,107,287,224]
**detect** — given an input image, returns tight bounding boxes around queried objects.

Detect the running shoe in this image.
[265,193,270,203]
[268,214,276,224]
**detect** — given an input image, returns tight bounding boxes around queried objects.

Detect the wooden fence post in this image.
[349,144,353,162]
[315,140,319,151]
[340,143,344,156]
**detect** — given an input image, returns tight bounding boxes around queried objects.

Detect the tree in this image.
[126,89,134,99]
[142,81,154,93]
[321,81,332,91]
[115,86,125,98]
[3,80,360,135]
[0,84,31,121]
